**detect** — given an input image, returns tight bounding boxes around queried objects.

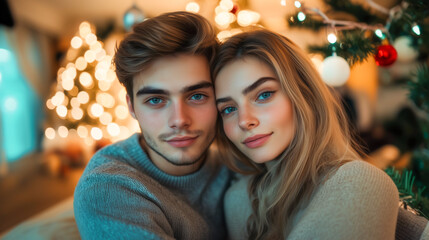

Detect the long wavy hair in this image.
[212,29,364,239]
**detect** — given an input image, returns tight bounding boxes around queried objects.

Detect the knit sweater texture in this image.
[224,160,400,240]
[74,133,231,240]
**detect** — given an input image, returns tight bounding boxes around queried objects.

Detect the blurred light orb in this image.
[186,2,200,13]
[71,36,83,49]
[123,5,145,31]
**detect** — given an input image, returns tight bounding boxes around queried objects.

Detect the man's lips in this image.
[242,133,273,148]
[165,136,198,148]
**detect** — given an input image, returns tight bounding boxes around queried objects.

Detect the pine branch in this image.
[307,30,376,66]
[408,64,429,113]
[287,12,325,31]
[385,167,429,218]
[324,0,384,24]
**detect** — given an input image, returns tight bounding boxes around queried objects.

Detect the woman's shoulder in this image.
[321,160,399,203]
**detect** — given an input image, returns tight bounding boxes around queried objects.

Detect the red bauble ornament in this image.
[230,4,238,14]
[374,44,397,67]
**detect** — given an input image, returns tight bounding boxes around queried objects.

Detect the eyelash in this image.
[144,93,208,107]
[219,91,276,116]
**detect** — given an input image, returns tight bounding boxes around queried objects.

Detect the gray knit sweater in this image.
[74,134,231,240]
[224,160,401,240]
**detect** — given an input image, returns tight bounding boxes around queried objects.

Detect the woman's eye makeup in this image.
[256,90,275,102]
[220,106,237,116]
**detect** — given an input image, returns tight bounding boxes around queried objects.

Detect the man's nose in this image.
[168,101,191,129]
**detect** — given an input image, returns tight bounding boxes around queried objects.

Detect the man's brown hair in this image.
[114,11,218,104]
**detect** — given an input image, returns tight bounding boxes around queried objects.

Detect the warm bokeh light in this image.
[77,91,90,104]
[71,36,83,49]
[46,99,55,110]
[237,10,260,27]
[58,126,69,138]
[77,125,88,138]
[107,123,120,137]
[98,80,112,91]
[79,21,91,38]
[71,107,84,120]
[99,112,113,125]
[186,2,200,13]
[90,41,102,51]
[70,97,80,108]
[91,127,103,140]
[51,91,65,106]
[45,127,56,140]
[115,105,129,119]
[90,103,104,117]
[96,92,115,108]
[84,50,96,63]
[79,72,93,88]
[85,33,97,45]
[95,68,107,81]
[75,57,87,71]
[56,105,68,118]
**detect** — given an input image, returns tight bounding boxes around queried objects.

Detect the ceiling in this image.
[8,0,326,38]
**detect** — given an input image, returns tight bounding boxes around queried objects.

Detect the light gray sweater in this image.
[74,133,231,240]
[224,160,400,240]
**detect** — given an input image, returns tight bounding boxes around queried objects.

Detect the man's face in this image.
[127,54,217,175]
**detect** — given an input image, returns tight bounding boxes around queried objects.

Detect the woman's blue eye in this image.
[257,91,274,101]
[221,106,237,115]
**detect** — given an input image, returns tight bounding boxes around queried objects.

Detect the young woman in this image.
[212,29,399,239]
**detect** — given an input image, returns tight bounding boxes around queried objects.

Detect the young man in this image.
[74,12,231,240]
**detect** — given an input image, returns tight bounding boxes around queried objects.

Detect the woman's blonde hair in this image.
[212,29,364,239]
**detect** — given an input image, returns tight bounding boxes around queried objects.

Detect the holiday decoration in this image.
[374,44,398,67]
[393,36,419,63]
[320,54,350,87]
[44,21,138,153]
[123,4,145,31]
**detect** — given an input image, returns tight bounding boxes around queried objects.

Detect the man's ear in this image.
[126,94,136,119]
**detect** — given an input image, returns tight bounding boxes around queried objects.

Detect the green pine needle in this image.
[385,167,429,219]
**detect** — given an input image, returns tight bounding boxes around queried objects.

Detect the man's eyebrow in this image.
[136,87,169,96]
[242,77,277,95]
[216,97,233,105]
[181,82,213,93]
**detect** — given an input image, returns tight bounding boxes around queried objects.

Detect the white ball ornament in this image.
[320,54,350,87]
[393,36,418,63]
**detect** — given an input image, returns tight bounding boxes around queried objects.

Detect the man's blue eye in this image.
[222,106,237,115]
[191,94,205,101]
[257,91,273,101]
[148,98,163,105]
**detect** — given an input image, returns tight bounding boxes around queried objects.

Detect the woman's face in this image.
[215,57,295,164]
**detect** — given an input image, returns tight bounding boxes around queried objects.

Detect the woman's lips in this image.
[166,136,198,148]
[242,133,273,148]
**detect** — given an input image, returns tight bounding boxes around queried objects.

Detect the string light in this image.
[77,125,88,138]
[375,29,384,39]
[412,24,421,36]
[294,1,302,8]
[327,33,337,44]
[71,36,83,49]
[58,126,69,138]
[79,22,91,38]
[186,2,200,13]
[297,12,306,21]
[45,127,56,140]
[280,0,286,6]
[91,127,103,140]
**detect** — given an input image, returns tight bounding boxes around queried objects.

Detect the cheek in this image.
[222,119,238,142]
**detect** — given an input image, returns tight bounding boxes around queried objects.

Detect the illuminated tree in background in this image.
[44,22,138,149]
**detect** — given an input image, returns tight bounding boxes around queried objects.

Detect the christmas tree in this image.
[44,22,137,157]
[285,0,429,216]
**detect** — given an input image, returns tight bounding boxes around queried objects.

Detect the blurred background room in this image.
[0,0,428,238]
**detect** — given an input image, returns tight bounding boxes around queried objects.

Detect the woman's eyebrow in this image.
[242,77,276,95]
